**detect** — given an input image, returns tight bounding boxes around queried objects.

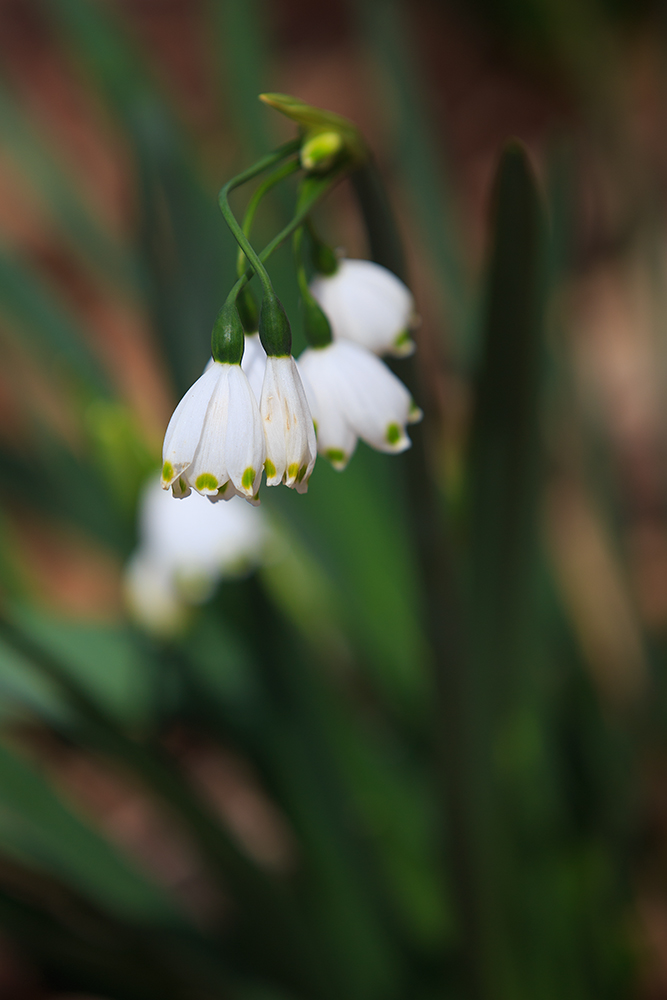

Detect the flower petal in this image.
[187,365,232,494]
[242,333,267,403]
[335,341,413,453]
[310,258,416,356]
[298,347,357,469]
[162,364,221,486]
[224,364,266,498]
[261,355,316,488]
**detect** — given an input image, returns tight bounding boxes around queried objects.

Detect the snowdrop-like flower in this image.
[298,340,422,470]
[309,258,417,357]
[260,355,317,492]
[162,360,265,503]
[125,475,269,634]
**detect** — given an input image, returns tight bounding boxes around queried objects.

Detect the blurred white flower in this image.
[161,361,265,504]
[298,340,422,470]
[125,475,269,634]
[309,258,417,357]
[260,355,317,492]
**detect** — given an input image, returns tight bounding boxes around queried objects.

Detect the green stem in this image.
[225,167,345,308]
[237,158,301,277]
[218,139,301,300]
[293,224,333,348]
[292,225,311,301]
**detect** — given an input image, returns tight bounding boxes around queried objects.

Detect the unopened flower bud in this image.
[300,131,345,173]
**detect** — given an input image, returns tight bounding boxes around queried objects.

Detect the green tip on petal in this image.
[325,448,347,469]
[217,482,229,496]
[287,462,300,480]
[393,330,416,356]
[386,423,401,445]
[162,460,174,483]
[264,458,276,479]
[195,473,218,492]
[409,402,424,424]
[296,464,308,483]
[242,467,256,490]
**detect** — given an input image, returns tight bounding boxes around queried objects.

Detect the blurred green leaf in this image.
[0,84,140,292]
[0,251,110,395]
[0,740,185,923]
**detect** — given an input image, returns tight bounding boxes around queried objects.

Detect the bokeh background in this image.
[0,0,665,998]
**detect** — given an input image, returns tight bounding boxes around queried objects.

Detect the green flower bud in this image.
[211,301,245,364]
[300,130,345,173]
[259,93,367,170]
[311,240,338,276]
[259,295,292,357]
[302,297,333,348]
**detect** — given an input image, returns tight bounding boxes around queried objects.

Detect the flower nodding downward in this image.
[297,340,421,470]
[310,258,417,358]
[260,355,317,492]
[161,361,265,504]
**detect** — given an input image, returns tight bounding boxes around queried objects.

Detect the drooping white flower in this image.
[309,258,417,357]
[260,355,317,492]
[297,340,422,470]
[162,361,265,503]
[125,474,269,634]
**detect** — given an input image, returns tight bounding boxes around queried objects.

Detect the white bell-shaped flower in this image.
[260,355,317,492]
[125,474,269,634]
[162,361,265,503]
[297,340,422,470]
[309,259,417,357]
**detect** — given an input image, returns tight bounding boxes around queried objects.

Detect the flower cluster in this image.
[160,94,422,506]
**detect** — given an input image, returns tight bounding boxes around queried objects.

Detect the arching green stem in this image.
[293,225,333,348]
[224,168,345,310]
[237,158,301,278]
[218,139,301,301]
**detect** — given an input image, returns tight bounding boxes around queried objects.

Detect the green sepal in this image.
[236,286,259,333]
[211,301,244,364]
[302,297,333,348]
[260,93,367,171]
[259,295,292,357]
